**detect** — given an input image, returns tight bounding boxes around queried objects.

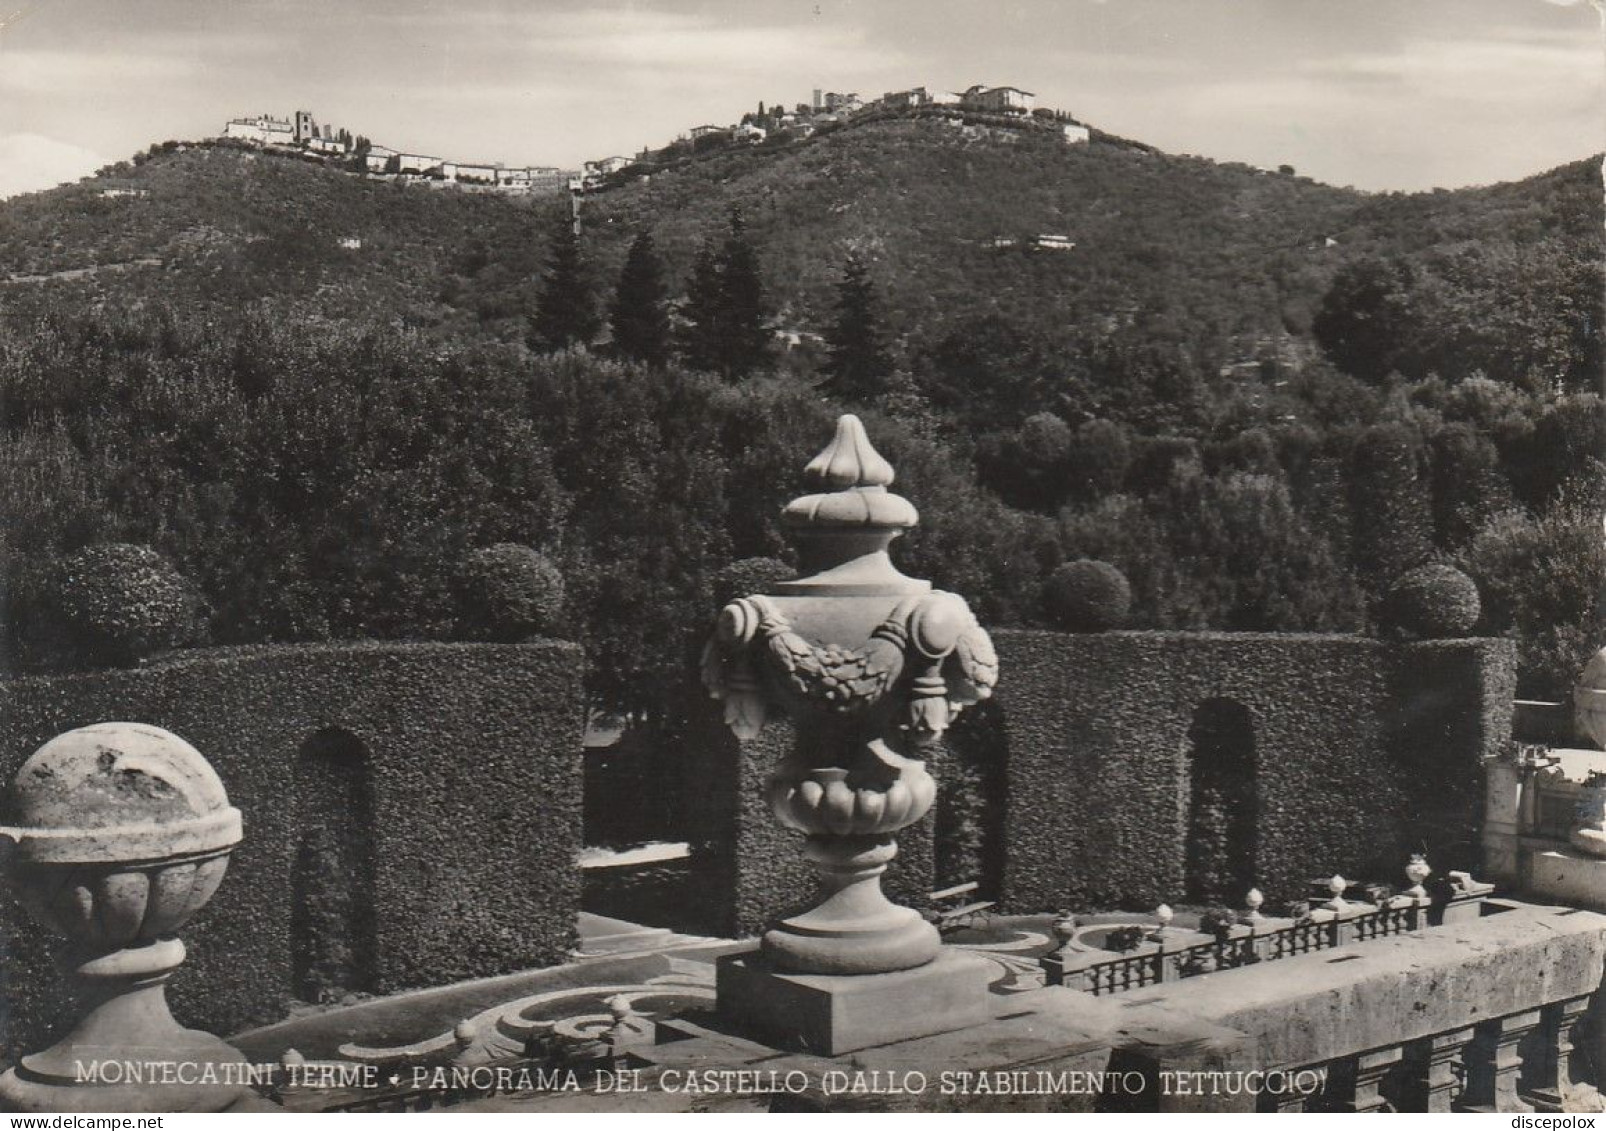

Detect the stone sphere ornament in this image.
[703,415,998,976]
[0,723,262,1112]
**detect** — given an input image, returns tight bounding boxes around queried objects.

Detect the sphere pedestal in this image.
[0,723,265,1113]
[0,939,260,1113]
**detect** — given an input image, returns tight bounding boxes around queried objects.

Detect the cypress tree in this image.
[715,208,770,379]
[822,253,893,401]
[678,236,724,372]
[610,231,671,368]
[677,210,771,379]
[532,217,598,352]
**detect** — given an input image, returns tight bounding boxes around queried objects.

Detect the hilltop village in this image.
[218,84,1092,196]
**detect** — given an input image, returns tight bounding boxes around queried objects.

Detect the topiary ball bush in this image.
[1384,563,1481,638]
[456,544,566,641]
[712,556,794,607]
[54,543,201,667]
[1044,559,1132,632]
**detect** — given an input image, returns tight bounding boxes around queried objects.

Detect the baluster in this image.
[1403,1027,1475,1112]
[1350,1046,1404,1113]
[1525,996,1591,1110]
[1460,1011,1541,1112]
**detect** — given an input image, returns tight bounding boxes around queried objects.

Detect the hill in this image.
[2,121,1597,392]
[0,118,1598,704]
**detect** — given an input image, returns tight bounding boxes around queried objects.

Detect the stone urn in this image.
[703,415,998,977]
[1571,773,1606,859]
[1575,646,1606,750]
[0,723,258,1112]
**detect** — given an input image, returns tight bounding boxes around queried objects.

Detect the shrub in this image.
[1198,906,1238,939]
[52,543,199,666]
[1044,559,1131,631]
[1384,563,1481,638]
[711,556,794,606]
[1464,492,1603,698]
[455,544,566,641]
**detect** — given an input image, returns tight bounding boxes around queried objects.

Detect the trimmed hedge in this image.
[711,557,795,607]
[0,641,584,1060]
[1388,637,1516,874]
[1385,564,1481,638]
[52,543,200,666]
[985,630,1514,912]
[455,544,566,641]
[1043,559,1132,631]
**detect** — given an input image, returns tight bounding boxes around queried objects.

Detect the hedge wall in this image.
[986,630,1515,912]
[0,641,584,1060]
[1388,638,1516,875]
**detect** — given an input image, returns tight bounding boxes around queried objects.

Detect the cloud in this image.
[484,8,905,77]
[0,48,200,95]
[0,133,104,198]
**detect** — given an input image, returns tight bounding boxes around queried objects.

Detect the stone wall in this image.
[0,641,584,1060]
[983,630,1515,912]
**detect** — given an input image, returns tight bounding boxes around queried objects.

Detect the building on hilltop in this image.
[392,153,441,175]
[583,156,631,177]
[221,114,295,145]
[959,84,1035,113]
[294,109,317,144]
[880,87,932,109]
[812,89,861,113]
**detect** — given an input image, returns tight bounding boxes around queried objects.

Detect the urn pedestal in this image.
[0,723,263,1113]
[701,416,998,1053]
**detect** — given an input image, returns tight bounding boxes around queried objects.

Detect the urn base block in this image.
[715,947,992,1055]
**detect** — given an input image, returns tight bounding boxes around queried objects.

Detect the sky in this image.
[0,0,1602,199]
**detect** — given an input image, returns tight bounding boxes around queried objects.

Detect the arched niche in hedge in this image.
[291,727,377,1003]
[1184,698,1257,904]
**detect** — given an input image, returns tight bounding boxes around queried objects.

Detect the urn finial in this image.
[782,415,918,539]
[804,414,896,490]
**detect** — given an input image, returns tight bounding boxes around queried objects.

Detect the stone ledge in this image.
[1096,903,1606,1072]
[1525,850,1606,914]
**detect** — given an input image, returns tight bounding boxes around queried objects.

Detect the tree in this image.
[714,208,770,379]
[821,253,893,400]
[531,217,598,352]
[678,210,770,379]
[610,232,671,368]
[678,237,724,372]
[1312,257,1419,385]
[1347,422,1434,596]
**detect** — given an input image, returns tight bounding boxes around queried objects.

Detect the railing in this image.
[1086,951,1163,995]
[1049,897,1444,997]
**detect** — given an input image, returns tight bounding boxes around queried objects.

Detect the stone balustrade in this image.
[1087,899,1606,1114]
[1044,860,1494,999]
[1252,992,1596,1113]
